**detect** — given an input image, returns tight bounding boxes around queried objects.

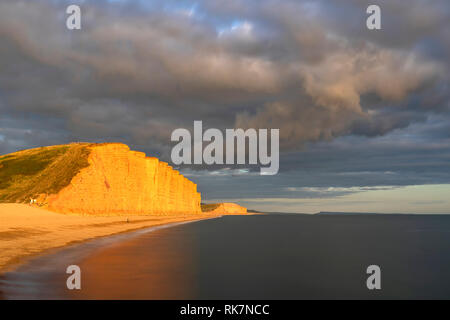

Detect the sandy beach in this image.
[0,203,221,274]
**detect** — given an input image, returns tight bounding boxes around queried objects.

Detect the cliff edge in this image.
[0,143,201,215]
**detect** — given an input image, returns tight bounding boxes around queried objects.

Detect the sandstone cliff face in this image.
[207,203,247,215]
[47,143,201,215]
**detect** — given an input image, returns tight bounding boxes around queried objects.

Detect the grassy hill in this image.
[0,143,92,203]
[201,203,221,212]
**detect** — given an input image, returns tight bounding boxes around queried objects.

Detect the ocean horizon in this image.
[2,213,449,300]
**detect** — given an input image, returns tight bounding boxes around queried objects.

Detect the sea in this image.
[1,213,449,299]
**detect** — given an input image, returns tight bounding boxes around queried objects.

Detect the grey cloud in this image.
[0,0,449,204]
[1,0,447,154]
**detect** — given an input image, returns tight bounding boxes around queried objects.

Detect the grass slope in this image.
[0,143,92,203]
[201,203,221,212]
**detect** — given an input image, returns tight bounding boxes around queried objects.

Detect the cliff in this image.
[0,143,201,215]
[201,203,247,214]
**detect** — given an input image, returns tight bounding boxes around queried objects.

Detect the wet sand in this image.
[2,214,450,299]
[0,220,201,299]
[0,203,221,274]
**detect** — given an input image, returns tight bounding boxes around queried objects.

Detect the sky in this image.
[0,0,449,213]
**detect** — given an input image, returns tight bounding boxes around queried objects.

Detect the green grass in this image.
[0,144,92,203]
[201,203,221,212]
[0,147,68,189]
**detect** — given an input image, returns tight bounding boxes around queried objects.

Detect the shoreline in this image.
[0,203,224,275]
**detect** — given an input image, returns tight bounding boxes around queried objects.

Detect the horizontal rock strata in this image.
[47,143,201,215]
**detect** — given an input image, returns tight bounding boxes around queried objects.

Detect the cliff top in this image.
[0,143,91,202]
[0,142,180,203]
[0,142,128,203]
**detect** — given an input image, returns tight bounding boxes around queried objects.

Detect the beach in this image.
[2,214,450,299]
[0,203,221,274]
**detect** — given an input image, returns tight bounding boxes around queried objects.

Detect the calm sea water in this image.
[1,214,450,299]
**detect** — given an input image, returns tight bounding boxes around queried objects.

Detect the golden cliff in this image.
[202,203,248,214]
[46,143,201,215]
[1,143,252,216]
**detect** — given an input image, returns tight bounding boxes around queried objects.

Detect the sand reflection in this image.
[66,227,197,299]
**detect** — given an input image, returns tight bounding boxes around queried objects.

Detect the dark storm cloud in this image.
[192,116,450,200]
[0,0,449,200]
